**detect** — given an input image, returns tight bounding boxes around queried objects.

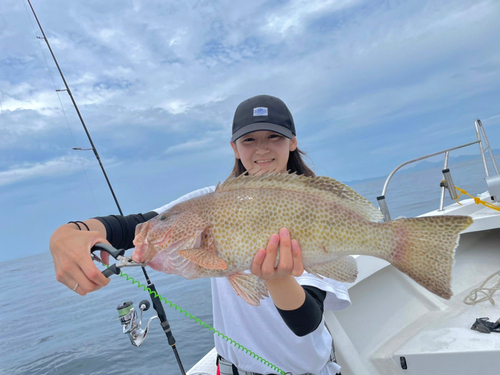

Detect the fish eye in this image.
[160,214,167,221]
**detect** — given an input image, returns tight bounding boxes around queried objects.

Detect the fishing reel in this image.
[115,299,159,347]
[93,243,186,374]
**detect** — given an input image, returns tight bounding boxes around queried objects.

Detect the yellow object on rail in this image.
[455,186,500,212]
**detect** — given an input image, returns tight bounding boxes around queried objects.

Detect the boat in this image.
[187,119,500,375]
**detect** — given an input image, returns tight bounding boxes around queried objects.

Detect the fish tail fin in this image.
[386,216,473,299]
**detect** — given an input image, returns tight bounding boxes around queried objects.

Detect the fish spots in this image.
[390,224,409,262]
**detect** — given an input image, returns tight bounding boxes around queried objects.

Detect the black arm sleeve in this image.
[93,211,158,250]
[275,285,327,337]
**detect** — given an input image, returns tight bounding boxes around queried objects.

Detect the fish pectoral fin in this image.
[306,256,358,283]
[227,272,269,306]
[178,248,228,270]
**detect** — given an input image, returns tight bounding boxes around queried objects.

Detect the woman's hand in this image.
[49,220,111,295]
[251,228,305,310]
[251,227,304,280]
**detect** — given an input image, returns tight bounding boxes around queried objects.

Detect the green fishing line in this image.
[106,264,286,375]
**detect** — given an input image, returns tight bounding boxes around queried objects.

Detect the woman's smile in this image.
[254,158,275,165]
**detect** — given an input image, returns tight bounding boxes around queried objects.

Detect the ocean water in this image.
[0,157,494,375]
[0,256,214,375]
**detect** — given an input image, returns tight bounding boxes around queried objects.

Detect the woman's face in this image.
[231,130,297,175]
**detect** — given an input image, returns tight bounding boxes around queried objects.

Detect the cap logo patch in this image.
[253,107,268,116]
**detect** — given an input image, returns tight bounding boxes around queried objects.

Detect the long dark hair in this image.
[230,147,316,178]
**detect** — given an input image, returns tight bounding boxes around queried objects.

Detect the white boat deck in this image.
[187,348,217,375]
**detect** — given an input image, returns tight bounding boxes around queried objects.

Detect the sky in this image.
[1,0,500,262]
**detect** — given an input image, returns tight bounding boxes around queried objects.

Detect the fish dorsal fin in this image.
[216,172,383,222]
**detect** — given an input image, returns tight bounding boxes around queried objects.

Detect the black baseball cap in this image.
[231,95,296,142]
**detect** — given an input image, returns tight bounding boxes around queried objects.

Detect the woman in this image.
[49,95,350,374]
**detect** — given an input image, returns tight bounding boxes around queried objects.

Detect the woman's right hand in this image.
[49,220,111,295]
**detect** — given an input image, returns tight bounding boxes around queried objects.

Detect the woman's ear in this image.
[289,136,297,152]
[230,141,240,159]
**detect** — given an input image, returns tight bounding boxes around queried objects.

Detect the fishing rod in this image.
[26,2,187,373]
[26,0,123,216]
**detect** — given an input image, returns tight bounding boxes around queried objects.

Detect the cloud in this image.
[159,99,191,115]
[0,81,60,115]
[164,129,231,156]
[5,0,498,137]
[0,155,86,186]
[263,0,359,36]
[2,0,500,179]
[485,114,500,121]
[0,152,124,187]
[165,139,212,154]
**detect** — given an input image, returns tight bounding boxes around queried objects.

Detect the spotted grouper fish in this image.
[131,173,473,305]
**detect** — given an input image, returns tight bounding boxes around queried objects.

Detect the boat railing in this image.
[377,119,499,222]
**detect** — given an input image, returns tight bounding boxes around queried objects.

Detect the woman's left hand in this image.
[251,227,304,280]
